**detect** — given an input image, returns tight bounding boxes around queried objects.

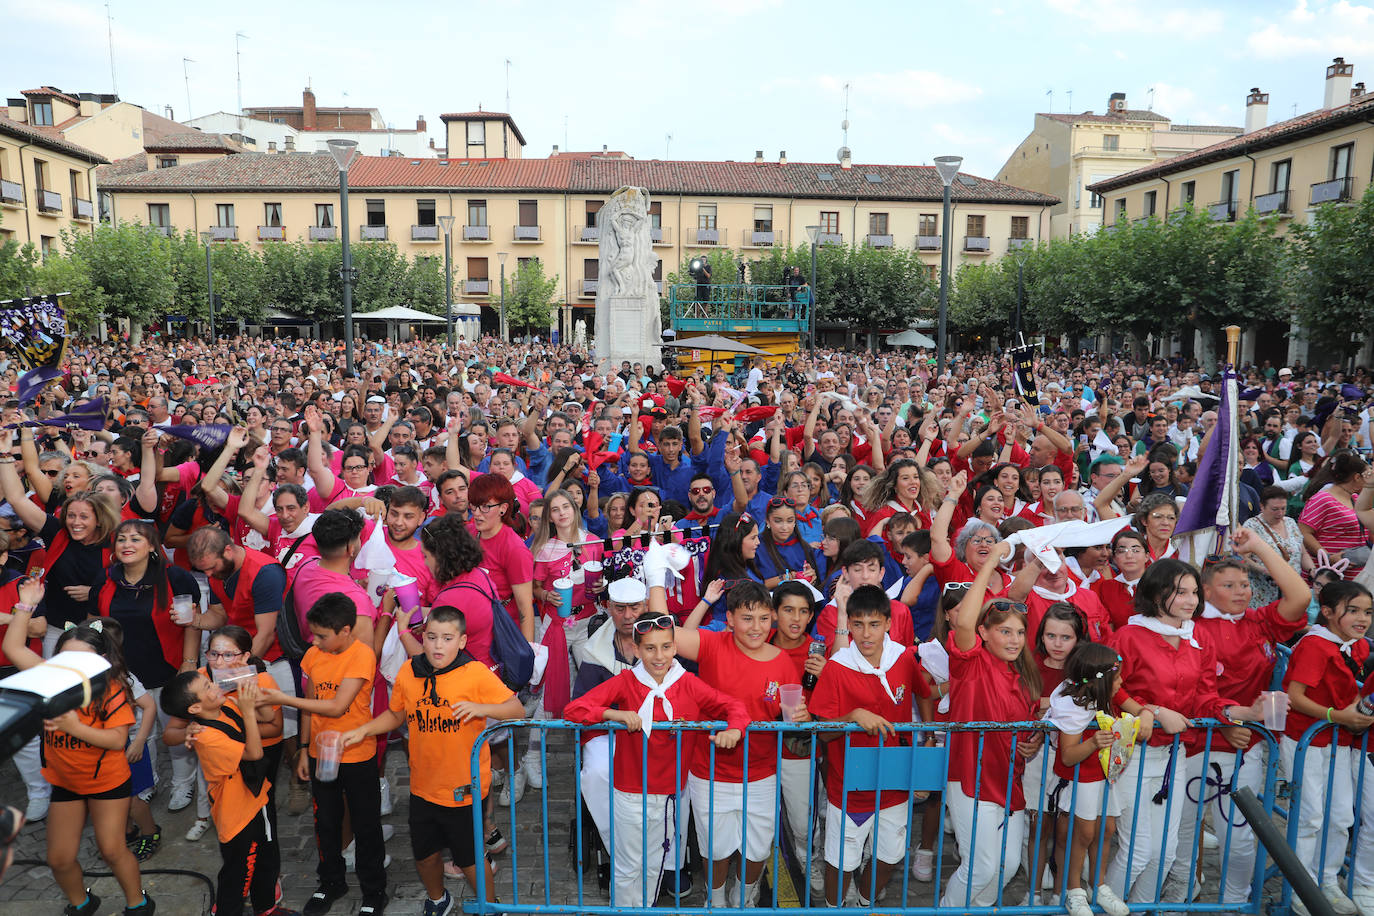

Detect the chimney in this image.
[268,140,277,152]
[1245,88,1269,133]
[754,149,764,164]
[839,147,852,169]
[417,115,427,133]
[284,134,295,151]
[1107,92,1127,114]
[302,87,318,130]
[1354,81,1368,100]
[1325,56,1354,109]
[779,150,787,165]
[551,144,559,155]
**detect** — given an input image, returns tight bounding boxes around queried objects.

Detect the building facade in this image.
[0,114,106,253]
[997,92,1241,238]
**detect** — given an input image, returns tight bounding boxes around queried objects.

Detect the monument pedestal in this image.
[592,186,662,374]
[599,296,661,371]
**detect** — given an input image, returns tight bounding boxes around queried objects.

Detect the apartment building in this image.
[1088,57,1374,365]
[998,92,1241,238]
[0,111,106,254]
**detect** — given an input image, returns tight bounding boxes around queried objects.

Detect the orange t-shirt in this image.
[302,639,376,764]
[42,684,135,794]
[193,709,270,843]
[201,668,284,749]
[390,659,513,808]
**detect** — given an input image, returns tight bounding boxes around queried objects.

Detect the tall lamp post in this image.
[498,252,508,342]
[933,155,963,377]
[327,139,359,377]
[437,214,455,348]
[805,225,819,357]
[200,231,216,341]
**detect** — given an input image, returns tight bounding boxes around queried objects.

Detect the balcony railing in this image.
[1310,176,1353,205]
[1207,200,1238,222]
[73,197,93,220]
[576,225,599,243]
[1254,189,1290,215]
[964,236,991,252]
[1008,237,1032,250]
[258,226,286,241]
[656,280,664,295]
[687,227,724,246]
[747,230,776,247]
[580,279,599,296]
[668,283,809,331]
[651,227,671,246]
[411,225,440,241]
[210,225,237,241]
[463,279,489,295]
[359,225,388,241]
[309,226,336,241]
[513,225,541,241]
[463,225,490,241]
[0,179,22,205]
[817,232,843,246]
[38,189,62,213]
[151,225,173,237]
[916,235,941,251]
[866,233,894,248]
[1072,144,1152,159]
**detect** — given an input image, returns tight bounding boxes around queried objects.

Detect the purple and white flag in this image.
[160,423,233,451]
[1176,369,1239,538]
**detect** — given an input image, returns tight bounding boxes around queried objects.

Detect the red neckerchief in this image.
[684,508,716,522]
[796,505,819,524]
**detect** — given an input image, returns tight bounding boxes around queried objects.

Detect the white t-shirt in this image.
[745,367,764,394]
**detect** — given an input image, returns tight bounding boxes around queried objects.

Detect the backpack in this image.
[445,580,535,691]
[275,541,315,662]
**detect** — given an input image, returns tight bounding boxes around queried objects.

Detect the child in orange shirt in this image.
[263,593,386,915]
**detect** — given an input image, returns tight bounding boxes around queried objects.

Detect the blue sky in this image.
[3,0,1372,180]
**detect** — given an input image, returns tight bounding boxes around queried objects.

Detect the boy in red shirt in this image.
[815,540,916,653]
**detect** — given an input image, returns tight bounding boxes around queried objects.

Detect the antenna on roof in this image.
[564,114,568,153]
[665,133,672,158]
[105,1,118,95]
[183,58,195,122]
[505,59,512,113]
[235,31,249,134]
[841,81,851,147]
[1067,89,1073,112]
[1046,88,1053,112]
[1148,87,1155,111]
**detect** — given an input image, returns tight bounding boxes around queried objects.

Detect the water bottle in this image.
[801,640,826,690]
[1358,694,1374,717]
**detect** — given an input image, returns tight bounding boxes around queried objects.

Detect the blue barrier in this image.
[459,718,1294,915]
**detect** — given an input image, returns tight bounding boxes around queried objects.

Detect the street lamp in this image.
[498,251,508,342]
[199,230,216,341]
[805,225,820,356]
[327,139,359,377]
[437,214,455,348]
[933,155,963,377]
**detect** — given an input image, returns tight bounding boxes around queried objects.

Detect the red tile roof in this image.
[21,86,80,106]
[1090,92,1374,194]
[1039,109,1171,125]
[437,111,526,146]
[0,116,107,164]
[144,131,246,153]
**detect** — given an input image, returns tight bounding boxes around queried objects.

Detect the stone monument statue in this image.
[594,186,661,372]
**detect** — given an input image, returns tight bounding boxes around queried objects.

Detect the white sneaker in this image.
[167,782,195,812]
[499,767,527,806]
[1201,829,1219,850]
[185,818,211,841]
[911,847,935,882]
[809,852,826,896]
[1064,888,1093,916]
[1350,885,1374,916]
[24,794,49,822]
[1324,882,1359,916]
[522,750,544,790]
[1096,883,1131,916]
[379,776,393,816]
[1042,864,1056,890]
[344,827,395,871]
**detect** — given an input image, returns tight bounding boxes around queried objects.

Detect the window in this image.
[1102,134,1120,151]
[32,102,53,126]
[467,257,488,280]
[918,214,937,236]
[1181,181,1196,204]
[1331,143,1353,180]
[1143,191,1157,217]
[1271,159,1291,192]
[926,265,938,281]
[753,206,773,232]
[649,201,662,229]
[40,235,54,258]
[518,257,537,271]
[966,214,986,237]
[216,203,235,227]
[583,258,598,280]
[466,121,485,146]
[819,211,839,234]
[1114,199,1127,222]
[32,159,47,191]
[652,259,663,282]
[417,199,436,226]
[1010,216,1030,239]
[869,212,889,235]
[518,200,537,227]
[466,199,487,227]
[586,200,603,227]
[98,191,112,222]
[271,117,285,124]
[697,204,717,230]
[148,204,170,227]
[315,203,334,228]
[157,157,178,169]
[1221,169,1239,204]
[365,200,385,226]
[69,170,80,203]
[263,203,283,227]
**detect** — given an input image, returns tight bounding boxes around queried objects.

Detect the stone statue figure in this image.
[594,186,661,372]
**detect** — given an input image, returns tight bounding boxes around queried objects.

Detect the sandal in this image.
[130,826,161,862]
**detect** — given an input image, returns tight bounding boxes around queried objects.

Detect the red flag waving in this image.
[664,376,688,397]
[493,372,540,391]
[734,405,780,424]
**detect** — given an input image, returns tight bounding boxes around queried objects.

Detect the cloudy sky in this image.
[3,0,1371,180]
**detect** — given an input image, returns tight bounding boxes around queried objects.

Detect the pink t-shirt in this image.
[158,462,202,526]
[434,569,499,668]
[1299,487,1368,578]
[476,524,533,624]
[349,519,439,606]
[307,476,375,513]
[289,559,376,635]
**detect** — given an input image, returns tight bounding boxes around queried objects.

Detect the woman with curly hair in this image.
[467,472,536,641]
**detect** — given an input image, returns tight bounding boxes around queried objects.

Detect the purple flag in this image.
[15,397,109,432]
[1176,370,1238,537]
[159,423,232,450]
[14,365,63,407]
[0,295,67,371]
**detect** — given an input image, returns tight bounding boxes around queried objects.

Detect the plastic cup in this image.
[172,595,195,625]
[390,572,421,622]
[1260,690,1289,731]
[779,683,804,721]
[365,569,393,608]
[553,577,574,617]
[582,560,603,591]
[314,731,343,782]
[213,666,258,693]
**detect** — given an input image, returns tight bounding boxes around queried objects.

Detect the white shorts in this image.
[824,800,910,869]
[688,773,777,862]
[1051,776,1120,820]
[1023,744,1050,812]
[264,658,298,740]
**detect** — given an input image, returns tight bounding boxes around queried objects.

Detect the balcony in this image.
[258,226,286,241]
[1072,144,1152,160]
[411,225,440,242]
[1008,237,1032,250]
[513,225,541,241]
[687,227,724,246]
[151,225,173,237]
[656,280,664,295]
[0,179,22,205]
[817,232,843,246]
[575,225,599,244]
[1207,200,1238,222]
[1310,176,1353,205]
[463,225,490,241]
[38,189,62,213]
[463,279,489,295]
[865,234,894,248]
[209,225,237,241]
[746,230,776,247]
[309,225,336,241]
[359,225,388,241]
[73,197,93,221]
[1254,189,1290,215]
[963,236,991,253]
[916,235,941,251]
[580,279,598,297]
[651,226,671,246]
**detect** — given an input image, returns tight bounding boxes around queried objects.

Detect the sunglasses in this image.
[632,614,675,635]
[688,486,714,495]
[42,469,60,477]
[942,581,973,594]
[767,496,795,510]
[987,599,1028,614]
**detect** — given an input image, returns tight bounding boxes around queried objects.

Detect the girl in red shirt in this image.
[1092,529,1148,630]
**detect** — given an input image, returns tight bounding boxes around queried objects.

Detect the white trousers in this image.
[1106,743,1182,902]
[579,733,689,877]
[1352,744,1374,888]
[779,756,820,861]
[13,736,47,802]
[1169,745,1268,904]
[940,783,1025,908]
[1283,739,1355,886]
[610,788,689,908]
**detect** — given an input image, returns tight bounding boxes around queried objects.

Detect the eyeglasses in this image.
[632,614,675,635]
[942,581,973,594]
[688,486,714,495]
[1114,546,1145,555]
[987,599,1028,614]
[968,536,998,546]
[206,650,244,660]
[42,469,59,478]
[474,501,504,514]
[343,463,368,471]
[271,426,293,434]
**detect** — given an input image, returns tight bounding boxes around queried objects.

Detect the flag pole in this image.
[1224,325,1241,368]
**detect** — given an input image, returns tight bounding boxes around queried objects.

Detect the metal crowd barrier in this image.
[460,718,1305,915]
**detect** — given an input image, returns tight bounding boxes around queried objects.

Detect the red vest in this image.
[44,529,113,575]
[97,574,184,670]
[208,549,283,662]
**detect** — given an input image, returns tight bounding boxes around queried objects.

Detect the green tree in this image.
[60,223,176,329]
[400,254,447,315]
[492,258,561,335]
[0,237,39,301]
[1288,184,1374,362]
[349,242,410,314]
[259,240,337,322]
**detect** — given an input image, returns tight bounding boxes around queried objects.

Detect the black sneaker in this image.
[301,884,348,916]
[357,893,388,916]
[130,826,162,862]
[485,828,508,856]
[660,868,693,899]
[123,893,156,916]
[421,892,455,916]
[63,891,100,916]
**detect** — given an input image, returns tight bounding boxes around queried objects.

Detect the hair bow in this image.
[64,619,103,633]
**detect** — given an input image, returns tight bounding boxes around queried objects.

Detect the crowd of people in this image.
[0,331,1373,916]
